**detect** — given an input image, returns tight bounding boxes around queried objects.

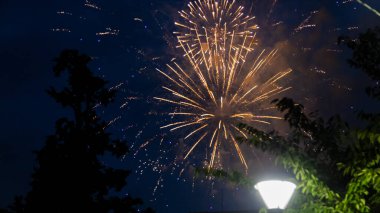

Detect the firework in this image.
[155,0,292,170]
[356,0,380,17]
[174,0,259,69]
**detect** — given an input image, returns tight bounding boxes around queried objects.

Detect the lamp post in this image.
[255,180,296,212]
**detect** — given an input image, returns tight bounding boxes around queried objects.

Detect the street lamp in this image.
[255,180,296,211]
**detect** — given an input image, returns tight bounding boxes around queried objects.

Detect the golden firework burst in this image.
[174,0,259,68]
[155,0,292,170]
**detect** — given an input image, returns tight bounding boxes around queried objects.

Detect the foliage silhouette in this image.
[198,27,380,212]
[1,50,154,213]
[242,27,380,212]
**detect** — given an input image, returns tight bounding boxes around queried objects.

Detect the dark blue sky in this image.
[1,0,380,212]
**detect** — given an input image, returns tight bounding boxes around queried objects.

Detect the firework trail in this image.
[155,0,292,170]
[356,0,380,17]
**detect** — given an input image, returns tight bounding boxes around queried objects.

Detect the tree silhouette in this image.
[199,27,380,212]
[1,50,154,213]
[239,27,380,212]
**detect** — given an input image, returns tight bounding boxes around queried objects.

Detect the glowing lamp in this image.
[255,180,296,210]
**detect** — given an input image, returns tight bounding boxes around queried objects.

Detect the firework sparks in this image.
[294,10,318,33]
[155,0,292,170]
[174,0,259,69]
[96,28,120,36]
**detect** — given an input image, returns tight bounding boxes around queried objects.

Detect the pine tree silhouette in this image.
[2,50,154,213]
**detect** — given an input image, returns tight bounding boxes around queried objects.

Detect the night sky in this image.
[1,0,380,212]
